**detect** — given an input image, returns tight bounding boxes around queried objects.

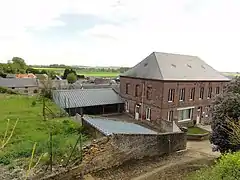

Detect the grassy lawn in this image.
[0,94,86,165]
[187,127,208,135]
[33,67,120,77]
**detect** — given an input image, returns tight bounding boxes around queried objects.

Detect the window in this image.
[179,88,185,101]
[216,87,220,94]
[167,110,174,121]
[207,87,212,98]
[11,87,15,89]
[24,89,28,93]
[146,108,151,121]
[125,101,129,112]
[25,87,28,89]
[168,89,175,102]
[190,88,195,100]
[178,108,192,121]
[146,87,152,100]
[126,83,130,94]
[135,84,140,97]
[199,87,204,99]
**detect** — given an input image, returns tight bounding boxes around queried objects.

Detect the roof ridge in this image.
[153,52,164,80]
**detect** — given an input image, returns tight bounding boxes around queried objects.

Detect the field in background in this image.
[33,67,120,77]
[0,94,85,165]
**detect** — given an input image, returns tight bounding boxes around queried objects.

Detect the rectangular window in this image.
[135,84,140,97]
[179,88,185,101]
[146,108,151,121]
[199,87,204,99]
[125,101,129,112]
[168,89,175,102]
[216,87,220,94]
[167,110,174,121]
[126,83,130,94]
[207,87,212,98]
[190,88,195,100]
[178,108,192,121]
[146,87,152,100]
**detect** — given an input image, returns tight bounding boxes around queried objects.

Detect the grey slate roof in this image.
[121,52,230,81]
[83,116,158,136]
[0,78,38,88]
[53,88,124,108]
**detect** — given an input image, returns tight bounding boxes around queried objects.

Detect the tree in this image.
[66,73,77,84]
[63,68,77,79]
[210,76,240,153]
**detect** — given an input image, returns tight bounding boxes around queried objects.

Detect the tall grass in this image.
[0,94,87,165]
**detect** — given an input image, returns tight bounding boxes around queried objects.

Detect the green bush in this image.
[0,86,17,94]
[187,152,240,180]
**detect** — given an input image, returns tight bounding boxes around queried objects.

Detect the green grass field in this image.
[0,94,86,165]
[33,67,119,77]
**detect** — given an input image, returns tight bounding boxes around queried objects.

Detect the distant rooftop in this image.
[0,78,38,88]
[52,88,124,108]
[121,52,230,81]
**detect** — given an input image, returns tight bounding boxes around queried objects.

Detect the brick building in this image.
[120,52,230,126]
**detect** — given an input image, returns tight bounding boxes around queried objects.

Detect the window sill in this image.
[168,101,173,103]
[126,110,129,113]
[146,118,151,121]
[178,119,192,122]
[199,98,202,100]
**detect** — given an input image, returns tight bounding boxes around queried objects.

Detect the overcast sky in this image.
[0,0,239,71]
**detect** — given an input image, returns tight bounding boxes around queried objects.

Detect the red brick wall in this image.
[120,76,229,124]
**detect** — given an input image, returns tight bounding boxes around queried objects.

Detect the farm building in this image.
[52,88,124,116]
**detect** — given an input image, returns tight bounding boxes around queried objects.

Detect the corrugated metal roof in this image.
[83,116,158,135]
[121,52,230,81]
[53,88,124,108]
[0,78,38,88]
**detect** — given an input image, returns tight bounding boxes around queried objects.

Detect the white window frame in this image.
[189,88,195,101]
[216,87,220,94]
[167,110,174,121]
[177,107,194,122]
[199,87,204,100]
[168,89,174,102]
[146,108,151,121]
[207,87,212,99]
[125,101,129,112]
[179,88,185,101]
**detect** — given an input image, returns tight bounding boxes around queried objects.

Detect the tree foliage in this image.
[66,73,77,84]
[63,68,77,79]
[187,151,240,180]
[210,76,240,153]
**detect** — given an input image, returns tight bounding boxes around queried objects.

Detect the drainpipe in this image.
[141,81,145,121]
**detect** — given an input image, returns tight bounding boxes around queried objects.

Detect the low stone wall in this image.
[41,132,186,180]
[112,132,186,159]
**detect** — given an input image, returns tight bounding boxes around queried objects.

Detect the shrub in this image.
[32,101,37,106]
[187,151,240,180]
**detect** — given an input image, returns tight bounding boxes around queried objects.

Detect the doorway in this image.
[135,104,140,120]
[196,107,202,124]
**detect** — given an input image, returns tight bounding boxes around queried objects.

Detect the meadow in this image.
[33,67,120,77]
[0,94,86,165]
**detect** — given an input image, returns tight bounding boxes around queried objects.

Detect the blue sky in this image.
[0,0,240,71]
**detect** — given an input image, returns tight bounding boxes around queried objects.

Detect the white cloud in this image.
[0,0,240,71]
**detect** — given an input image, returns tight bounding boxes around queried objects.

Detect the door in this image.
[196,107,202,124]
[135,105,140,120]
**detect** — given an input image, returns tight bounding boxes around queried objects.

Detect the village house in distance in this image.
[120,52,230,126]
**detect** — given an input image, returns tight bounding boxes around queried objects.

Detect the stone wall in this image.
[111,132,186,159]
[41,132,186,180]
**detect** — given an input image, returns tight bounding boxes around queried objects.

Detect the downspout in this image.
[141,81,145,121]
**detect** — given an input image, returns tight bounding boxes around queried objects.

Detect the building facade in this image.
[120,52,230,126]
